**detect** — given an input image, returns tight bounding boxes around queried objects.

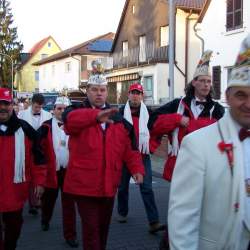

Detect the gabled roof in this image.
[21,36,61,67]
[33,32,115,66]
[175,0,206,10]
[197,0,212,23]
[29,36,50,54]
[111,0,207,52]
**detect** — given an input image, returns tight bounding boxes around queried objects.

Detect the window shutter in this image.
[226,0,234,30]
[234,0,243,27]
[212,66,221,100]
[226,0,243,31]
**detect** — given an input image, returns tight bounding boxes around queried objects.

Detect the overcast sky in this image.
[9,0,125,51]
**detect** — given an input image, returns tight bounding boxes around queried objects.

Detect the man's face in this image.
[192,75,212,100]
[32,102,43,114]
[53,104,66,121]
[87,85,108,108]
[0,101,13,123]
[23,100,29,109]
[128,90,143,108]
[226,87,250,129]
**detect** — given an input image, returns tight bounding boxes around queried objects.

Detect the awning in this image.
[107,72,140,83]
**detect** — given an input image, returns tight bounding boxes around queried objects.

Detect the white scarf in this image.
[52,118,69,170]
[171,98,215,156]
[124,101,150,154]
[14,127,26,183]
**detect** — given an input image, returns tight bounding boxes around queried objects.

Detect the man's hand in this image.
[180,116,190,128]
[34,185,44,199]
[96,108,119,124]
[132,173,143,184]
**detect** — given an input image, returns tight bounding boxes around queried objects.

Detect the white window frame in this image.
[139,35,146,62]
[65,62,71,73]
[122,41,128,57]
[160,26,169,47]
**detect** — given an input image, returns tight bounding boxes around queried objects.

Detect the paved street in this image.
[17,156,170,250]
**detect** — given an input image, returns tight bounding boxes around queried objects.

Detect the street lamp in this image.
[169,0,175,101]
[0,52,14,96]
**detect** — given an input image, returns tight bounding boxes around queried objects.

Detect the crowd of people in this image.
[0,33,249,250]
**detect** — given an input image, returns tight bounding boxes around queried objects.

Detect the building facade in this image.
[104,0,206,104]
[198,0,249,101]
[33,33,114,92]
[16,36,61,92]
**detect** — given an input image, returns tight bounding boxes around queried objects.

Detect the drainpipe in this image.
[194,21,205,53]
[185,10,193,86]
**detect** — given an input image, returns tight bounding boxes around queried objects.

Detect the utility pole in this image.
[169,0,175,100]
[0,52,14,96]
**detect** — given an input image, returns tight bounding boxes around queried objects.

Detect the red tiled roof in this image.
[175,0,206,9]
[29,36,50,54]
[33,32,115,66]
[21,36,61,67]
[198,0,212,23]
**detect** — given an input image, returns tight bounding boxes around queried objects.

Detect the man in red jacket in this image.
[149,50,225,182]
[38,96,78,248]
[62,61,144,250]
[0,88,46,250]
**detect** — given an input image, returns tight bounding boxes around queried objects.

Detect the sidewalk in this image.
[17,155,170,250]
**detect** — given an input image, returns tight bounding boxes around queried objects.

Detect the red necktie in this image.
[239,128,250,141]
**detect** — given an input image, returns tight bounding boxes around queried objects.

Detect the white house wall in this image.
[38,56,80,92]
[175,9,202,97]
[106,61,194,105]
[199,0,250,100]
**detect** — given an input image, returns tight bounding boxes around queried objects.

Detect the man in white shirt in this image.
[18,93,52,215]
[168,34,250,250]
[38,96,78,248]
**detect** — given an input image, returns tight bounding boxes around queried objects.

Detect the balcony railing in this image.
[97,42,169,70]
[113,43,169,69]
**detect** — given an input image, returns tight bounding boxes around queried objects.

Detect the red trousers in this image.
[41,168,76,240]
[72,195,114,250]
[0,209,23,250]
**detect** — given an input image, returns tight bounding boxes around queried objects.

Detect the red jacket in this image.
[149,97,225,181]
[38,119,60,188]
[0,113,46,212]
[63,101,145,197]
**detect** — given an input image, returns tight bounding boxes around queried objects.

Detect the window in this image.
[122,41,128,57]
[132,5,135,14]
[160,26,169,47]
[226,0,243,31]
[52,65,55,76]
[139,35,146,62]
[65,62,71,73]
[143,76,153,103]
[34,71,39,81]
[41,54,48,59]
[48,42,51,47]
[212,66,221,100]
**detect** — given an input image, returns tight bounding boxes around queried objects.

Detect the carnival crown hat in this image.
[54,96,71,106]
[193,50,213,79]
[228,34,250,88]
[87,60,107,86]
